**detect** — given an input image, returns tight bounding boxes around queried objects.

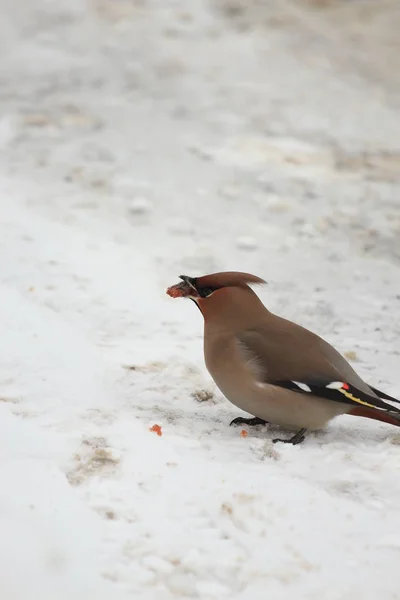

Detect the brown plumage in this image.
[166,271,400,444]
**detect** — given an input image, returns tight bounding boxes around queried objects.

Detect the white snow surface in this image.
[1,0,400,598]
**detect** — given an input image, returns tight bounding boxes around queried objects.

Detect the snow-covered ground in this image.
[1,1,400,598]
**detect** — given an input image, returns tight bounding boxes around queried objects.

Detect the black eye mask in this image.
[178,275,217,298]
[197,286,215,298]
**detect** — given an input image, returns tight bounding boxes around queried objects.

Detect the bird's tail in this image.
[348,406,400,427]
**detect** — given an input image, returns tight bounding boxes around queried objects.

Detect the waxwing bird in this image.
[166,271,400,445]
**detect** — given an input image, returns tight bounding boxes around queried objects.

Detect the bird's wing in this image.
[368,385,400,404]
[236,325,400,418]
[237,323,373,393]
[273,380,400,415]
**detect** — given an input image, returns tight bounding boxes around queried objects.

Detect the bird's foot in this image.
[272,428,307,445]
[230,416,269,427]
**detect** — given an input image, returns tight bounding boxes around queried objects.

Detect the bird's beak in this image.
[166,275,200,299]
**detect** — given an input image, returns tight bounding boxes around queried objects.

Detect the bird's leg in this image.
[272,428,307,445]
[230,416,269,427]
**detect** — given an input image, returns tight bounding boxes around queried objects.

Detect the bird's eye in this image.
[198,286,216,298]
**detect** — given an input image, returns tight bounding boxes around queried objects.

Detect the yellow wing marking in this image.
[339,388,377,409]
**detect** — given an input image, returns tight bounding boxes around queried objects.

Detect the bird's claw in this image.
[229,416,268,427]
[272,428,307,445]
